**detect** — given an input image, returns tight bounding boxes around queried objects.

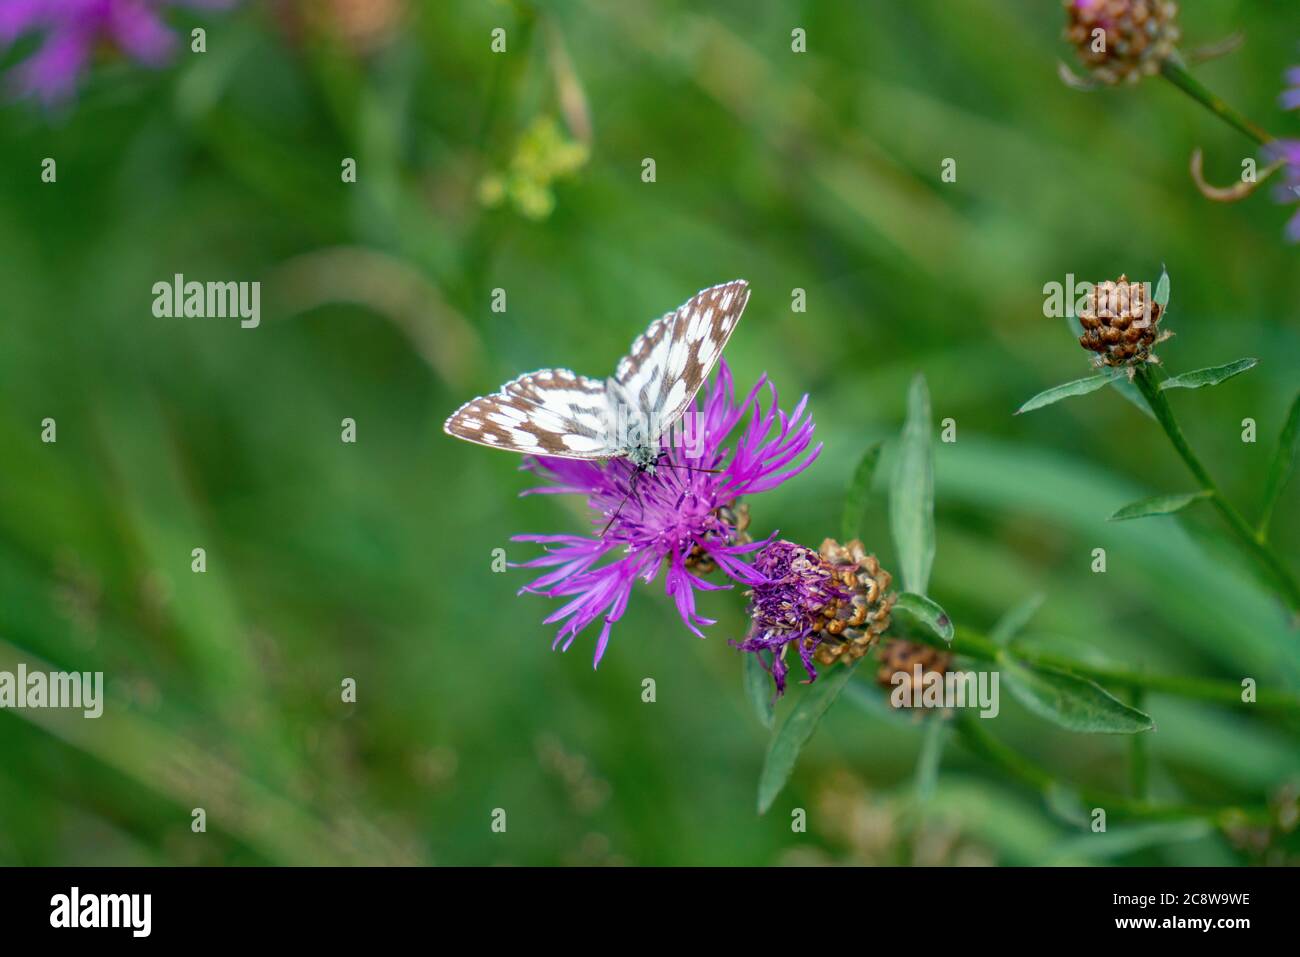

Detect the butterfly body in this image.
[443,280,751,468]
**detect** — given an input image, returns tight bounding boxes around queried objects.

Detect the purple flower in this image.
[1264,139,1300,244]
[1,0,237,105]
[732,541,850,696]
[514,360,821,667]
[1281,65,1300,112]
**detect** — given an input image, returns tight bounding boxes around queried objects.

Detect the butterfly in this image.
[443,280,750,475]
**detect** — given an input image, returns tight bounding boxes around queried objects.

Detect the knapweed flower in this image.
[1078,274,1169,370]
[734,538,896,697]
[0,0,237,106]
[1265,140,1300,243]
[1064,0,1179,86]
[514,360,820,667]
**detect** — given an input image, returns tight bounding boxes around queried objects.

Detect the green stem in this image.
[913,627,1300,716]
[1134,366,1300,615]
[954,713,1269,827]
[1159,56,1273,147]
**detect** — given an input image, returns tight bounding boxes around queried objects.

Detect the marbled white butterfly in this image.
[443,280,750,475]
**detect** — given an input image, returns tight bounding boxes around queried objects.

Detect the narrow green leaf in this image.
[1154,265,1170,308]
[1158,357,1258,391]
[890,375,934,594]
[1015,372,1117,415]
[893,592,953,643]
[1049,821,1213,863]
[743,651,775,731]
[757,662,858,814]
[840,442,883,543]
[1259,391,1300,538]
[989,592,1044,646]
[914,717,947,805]
[1001,656,1155,734]
[1108,489,1212,522]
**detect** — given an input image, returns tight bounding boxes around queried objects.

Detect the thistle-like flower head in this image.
[735,538,896,697]
[1077,273,1170,370]
[514,361,820,667]
[1064,0,1180,86]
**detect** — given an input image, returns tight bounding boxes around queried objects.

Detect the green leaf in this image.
[1108,489,1212,522]
[914,717,948,805]
[840,442,883,543]
[890,375,934,594]
[1000,656,1155,734]
[893,592,953,643]
[1158,357,1258,391]
[1154,265,1170,308]
[1049,820,1213,864]
[989,592,1044,646]
[1259,391,1300,538]
[1015,372,1118,414]
[757,661,857,814]
[743,651,775,731]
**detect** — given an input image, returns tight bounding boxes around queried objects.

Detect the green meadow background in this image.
[1,0,1297,865]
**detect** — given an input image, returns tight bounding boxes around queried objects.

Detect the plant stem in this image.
[909,627,1300,716]
[1133,366,1300,615]
[954,713,1270,827]
[1160,56,1273,147]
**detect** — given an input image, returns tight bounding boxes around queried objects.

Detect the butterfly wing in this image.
[614,279,749,441]
[443,369,620,459]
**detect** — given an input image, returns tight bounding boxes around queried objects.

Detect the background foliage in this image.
[0,0,1297,866]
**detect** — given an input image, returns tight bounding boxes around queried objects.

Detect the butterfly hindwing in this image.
[615,280,749,440]
[443,369,618,458]
[444,280,749,459]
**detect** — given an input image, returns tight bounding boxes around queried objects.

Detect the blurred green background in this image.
[1,0,1297,866]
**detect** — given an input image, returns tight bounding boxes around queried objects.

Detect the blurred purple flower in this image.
[514,360,821,667]
[0,0,237,105]
[1264,139,1300,243]
[1281,65,1300,112]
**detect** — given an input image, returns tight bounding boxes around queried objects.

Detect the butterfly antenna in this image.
[600,469,642,536]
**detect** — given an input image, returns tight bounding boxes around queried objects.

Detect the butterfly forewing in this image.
[443,369,619,458]
[444,280,749,462]
[614,280,749,442]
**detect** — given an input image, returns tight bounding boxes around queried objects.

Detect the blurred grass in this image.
[0,0,1297,865]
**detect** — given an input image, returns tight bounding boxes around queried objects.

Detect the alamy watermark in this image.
[152,273,260,329]
[891,666,1000,717]
[0,665,103,718]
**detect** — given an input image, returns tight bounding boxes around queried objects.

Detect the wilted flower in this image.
[274,0,405,58]
[1077,273,1169,370]
[0,0,237,105]
[734,537,896,697]
[876,639,953,707]
[515,361,820,667]
[1064,0,1180,86]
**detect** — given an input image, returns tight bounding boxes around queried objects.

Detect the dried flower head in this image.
[876,639,953,707]
[515,361,820,667]
[735,537,895,696]
[0,0,238,106]
[1078,273,1170,371]
[1064,0,1180,86]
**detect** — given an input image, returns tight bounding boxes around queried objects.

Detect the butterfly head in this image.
[626,444,661,476]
